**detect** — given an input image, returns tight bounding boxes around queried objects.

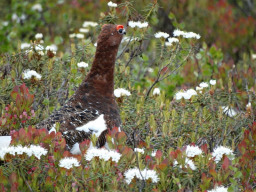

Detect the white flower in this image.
[35,44,44,51]
[173,29,186,37]
[32,4,43,12]
[35,33,43,39]
[252,54,256,60]
[208,186,228,192]
[173,29,200,39]
[186,145,203,157]
[221,106,237,117]
[154,32,169,39]
[69,33,76,38]
[82,21,98,28]
[94,43,97,47]
[151,150,157,157]
[46,44,58,54]
[38,51,45,56]
[153,88,160,95]
[174,158,197,170]
[199,82,209,88]
[212,146,234,163]
[107,1,117,7]
[59,157,80,169]
[210,79,216,85]
[124,168,159,184]
[0,145,47,160]
[114,88,131,97]
[134,148,144,154]
[29,145,48,159]
[23,69,42,80]
[168,37,179,44]
[2,21,8,26]
[174,89,197,100]
[77,61,88,68]
[128,21,148,29]
[79,28,89,33]
[85,148,121,163]
[246,102,251,108]
[76,33,84,39]
[12,13,19,21]
[21,43,31,49]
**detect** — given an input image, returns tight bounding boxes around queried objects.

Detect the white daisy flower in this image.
[23,69,42,80]
[173,29,200,39]
[35,33,43,39]
[107,1,117,7]
[77,62,88,68]
[32,4,43,12]
[212,146,234,163]
[153,88,160,95]
[209,79,216,85]
[46,44,58,54]
[59,157,80,169]
[154,32,169,39]
[186,145,203,157]
[114,88,131,97]
[124,168,159,184]
[174,89,197,100]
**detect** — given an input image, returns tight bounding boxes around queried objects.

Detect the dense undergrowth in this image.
[0,0,255,191]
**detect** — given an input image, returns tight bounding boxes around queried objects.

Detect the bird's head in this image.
[97,24,126,49]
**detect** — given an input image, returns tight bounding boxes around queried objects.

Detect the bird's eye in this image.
[118,29,123,34]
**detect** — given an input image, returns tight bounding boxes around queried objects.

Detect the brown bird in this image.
[36,24,126,153]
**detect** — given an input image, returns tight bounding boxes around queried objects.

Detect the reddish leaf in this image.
[221,156,230,170]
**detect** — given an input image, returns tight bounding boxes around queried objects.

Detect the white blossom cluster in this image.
[77,61,88,68]
[128,21,149,29]
[85,148,121,163]
[31,4,43,12]
[59,157,80,169]
[107,1,118,7]
[212,146,234,163]
[165,37,179,46]
[174,158,197,170]
[174,89,197,100]
[46,44,58,54]
[114,88,131,98]
[69,33,85,39]
[124,168,159,184]
[79,28,89,33]
[186,145,203,157]
[21,43,31,50]
[153,88,160,95]
[23,69,42,80]
[207,186,228,192]
[82,21,98,28]
[35,33,43,39]
[173,29,201,39]
[154,32,169,39]
[134,148,145,154]
[0,145,47,160]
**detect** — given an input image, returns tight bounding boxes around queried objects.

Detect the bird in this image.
[36,24,126,153]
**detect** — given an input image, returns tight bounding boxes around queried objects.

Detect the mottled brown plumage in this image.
[36,24,125,150]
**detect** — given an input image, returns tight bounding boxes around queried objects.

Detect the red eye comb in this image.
[116,25,124,30]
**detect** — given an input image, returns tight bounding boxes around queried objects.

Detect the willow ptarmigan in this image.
[36,24,126,153]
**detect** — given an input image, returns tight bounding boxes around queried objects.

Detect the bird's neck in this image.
[84,46,119,97]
